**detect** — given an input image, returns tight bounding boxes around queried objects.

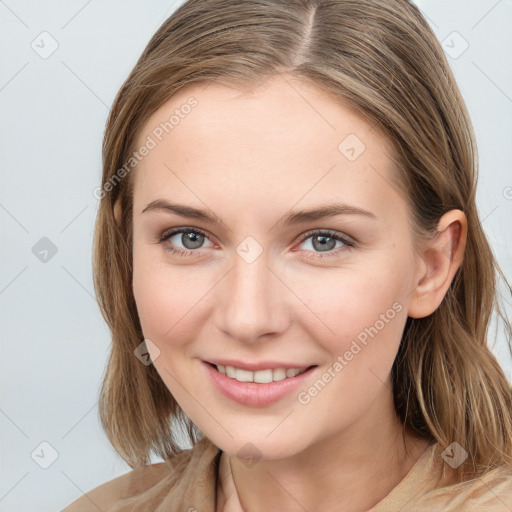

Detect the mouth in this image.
[206,362,318,384]
[203,360,319,407]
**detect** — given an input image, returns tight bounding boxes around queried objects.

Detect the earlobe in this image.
[407,210,467,319]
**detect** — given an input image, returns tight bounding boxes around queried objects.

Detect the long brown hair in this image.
[93,0,512,482]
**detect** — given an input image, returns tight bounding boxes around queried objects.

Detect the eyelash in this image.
[157,227,355,259]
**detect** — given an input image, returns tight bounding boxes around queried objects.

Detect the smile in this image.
[203,361,318,407]
[214,364,310,383]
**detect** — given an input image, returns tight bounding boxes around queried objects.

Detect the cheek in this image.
[132,247,215,348]
[295,273,408,415]
[292,266,407,339]
[132,242,175,341]
[287,264,410,393]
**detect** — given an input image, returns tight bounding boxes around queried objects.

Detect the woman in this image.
[63,0,512,510]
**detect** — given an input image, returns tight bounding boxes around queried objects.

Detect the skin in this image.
[116,74,467,512]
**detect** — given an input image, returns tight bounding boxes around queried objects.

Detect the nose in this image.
[215,250,291,344]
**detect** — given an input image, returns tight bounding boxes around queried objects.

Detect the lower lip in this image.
[203,361,317,407]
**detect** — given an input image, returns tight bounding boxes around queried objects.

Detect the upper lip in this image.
[204,359,316,372]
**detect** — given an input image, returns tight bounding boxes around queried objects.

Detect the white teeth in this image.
[216,364,308,383]
[272,368,287,381]
[236,368,254,382]
[253,369,272,383]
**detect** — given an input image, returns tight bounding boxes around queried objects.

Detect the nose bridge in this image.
[216,245,288,343]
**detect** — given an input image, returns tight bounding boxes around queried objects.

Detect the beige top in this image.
[62,437,512,512]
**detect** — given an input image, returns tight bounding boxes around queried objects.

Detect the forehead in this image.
[131,75,405,222]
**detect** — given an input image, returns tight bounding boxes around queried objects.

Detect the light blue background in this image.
[1,1,511,511]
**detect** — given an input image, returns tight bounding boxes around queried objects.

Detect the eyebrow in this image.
[141,199,377,228]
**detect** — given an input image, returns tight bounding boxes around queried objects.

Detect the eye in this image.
[157,227,355,259]
[158,227,214,257]
[296,229,355,258]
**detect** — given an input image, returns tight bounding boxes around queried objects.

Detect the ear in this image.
[407,209,467,319]
[114,197,122,226]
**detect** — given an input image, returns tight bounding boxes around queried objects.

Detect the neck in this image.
[216,384,432,512]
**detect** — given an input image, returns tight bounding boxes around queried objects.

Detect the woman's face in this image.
[130,74,425,459]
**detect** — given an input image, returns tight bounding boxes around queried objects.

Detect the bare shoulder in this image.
[61,461,172,512]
